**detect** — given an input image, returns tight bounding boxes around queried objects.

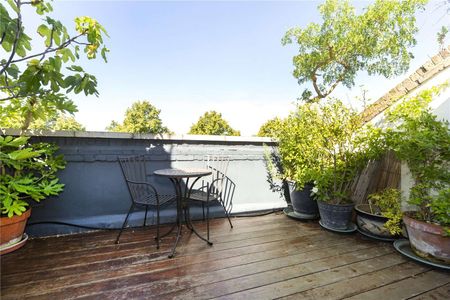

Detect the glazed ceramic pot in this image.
[403,213,450,265]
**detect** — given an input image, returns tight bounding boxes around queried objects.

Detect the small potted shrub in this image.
[276,104,323,219]
[385,86,450,264]
[309,99,384,231]
[355,188,402,240]
[0,136,65,254]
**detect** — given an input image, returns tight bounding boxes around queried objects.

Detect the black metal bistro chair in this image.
[187,175,235,240]
[188,155,235,228]
[116,155,176,248]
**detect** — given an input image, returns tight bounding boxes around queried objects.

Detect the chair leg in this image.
[116,204,135,244]
[156,206,160,249]
[206,201,210,241]
[225,209,233,228]
[202,202,205,220]
[144,206,148,227]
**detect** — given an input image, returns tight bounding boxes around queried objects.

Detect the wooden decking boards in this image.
[1,213,449,299]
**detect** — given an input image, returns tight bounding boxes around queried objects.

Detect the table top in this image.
[154,168,212,178]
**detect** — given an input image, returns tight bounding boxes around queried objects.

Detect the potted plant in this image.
[384,86,450,264]
[306,99,384,232]
[263,146,291,206]
[0,136,65,254]
[276,104,322,219]
[355,188,402,240]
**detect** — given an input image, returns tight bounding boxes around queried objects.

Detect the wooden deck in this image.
[1,213,449,299]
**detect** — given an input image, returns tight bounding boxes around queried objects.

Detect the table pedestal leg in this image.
[166,176,213,258]
[187,206,213,245]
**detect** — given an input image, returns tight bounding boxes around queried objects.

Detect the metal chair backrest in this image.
[220,175,235,216]
[118,155,147,182]
[118,155,153,205]
[204,155,229,192]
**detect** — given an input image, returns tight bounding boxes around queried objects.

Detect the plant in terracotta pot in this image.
[355,188,403,240]
[307,98,384,232]
[385,86,450,264]
[0,136,65,254]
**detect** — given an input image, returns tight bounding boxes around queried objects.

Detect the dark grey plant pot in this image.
[355,204,398,239]
[288,181,319,218]
[317,201,354,230]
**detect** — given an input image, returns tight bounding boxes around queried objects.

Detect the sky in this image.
[18,0,450,136]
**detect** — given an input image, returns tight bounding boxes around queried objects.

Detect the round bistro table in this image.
[154,168,213,258]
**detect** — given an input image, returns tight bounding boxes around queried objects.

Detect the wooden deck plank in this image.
[2,214,295,261]
[408,283,450,300]
[1,213,446,300]
[2,222,318,275]
[2,227,324,286]
[2,221,321,274]
[1,230,325,297]
[280,261,429,299]
[343,270,450,300]
[69,238,379,300]
[106,244,390,300]
[212,252,406,300]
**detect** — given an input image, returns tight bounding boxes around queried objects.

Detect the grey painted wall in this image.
[4,131,285,237]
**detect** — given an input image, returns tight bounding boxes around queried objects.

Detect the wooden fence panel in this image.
[352,151,401,204]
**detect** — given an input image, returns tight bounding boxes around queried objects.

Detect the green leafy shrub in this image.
[385,84,450,235]
[278,99,384,203]
[367,188,402,235]
[0,136,65,217]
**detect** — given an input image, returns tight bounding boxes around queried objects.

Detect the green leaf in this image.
[8,148,41,160]
[6,0,18,13]
[37,24,50,37]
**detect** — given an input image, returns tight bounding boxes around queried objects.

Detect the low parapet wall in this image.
[2,129,285,236]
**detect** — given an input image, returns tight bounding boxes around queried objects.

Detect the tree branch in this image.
[7,32,86,65]
[40,26,55,61]
[311,71,325,99]
[72,40,90,46]
[0,0,23,77]
[0,32,6,45]
[1,74,19,98]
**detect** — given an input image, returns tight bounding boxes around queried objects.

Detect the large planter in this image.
[318,201,354,231]
[288,181,319,218]
[403,213,450,265]
[355,204,398,239]
[0,209,31,255]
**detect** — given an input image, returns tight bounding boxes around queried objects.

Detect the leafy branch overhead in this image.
[282,0,427,103]
[0,0,109,130]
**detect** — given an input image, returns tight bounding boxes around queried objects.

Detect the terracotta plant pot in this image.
[355,204,398,239]
[0,209,31,255]
[403,213,450,265]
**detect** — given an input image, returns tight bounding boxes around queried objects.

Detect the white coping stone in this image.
[1,128,277,144]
